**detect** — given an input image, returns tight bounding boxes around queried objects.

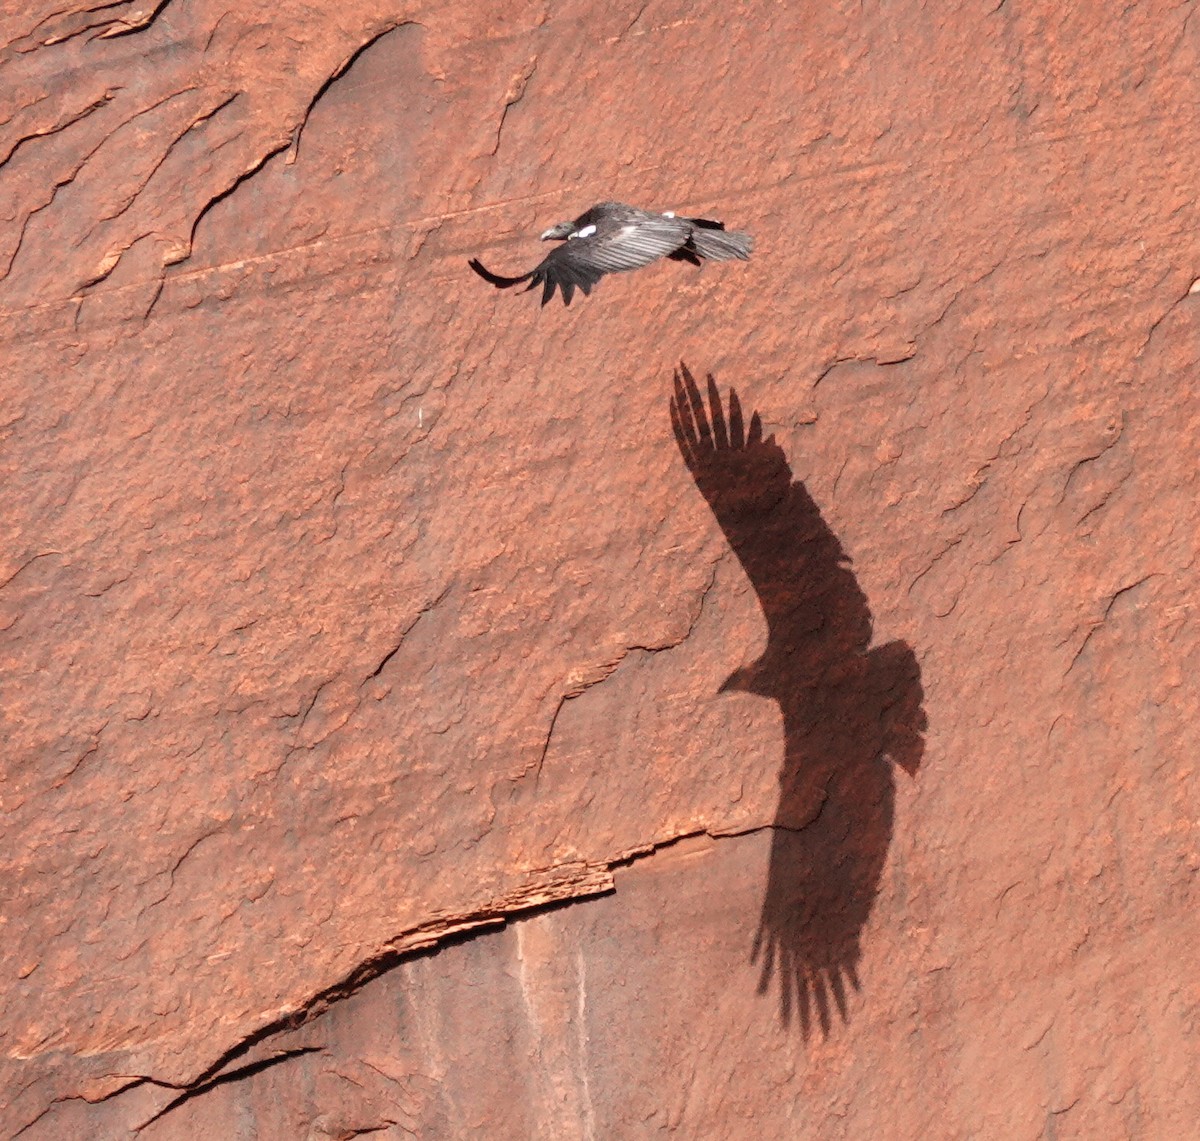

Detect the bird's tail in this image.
[468,258,535,288]
[686,222,754,261]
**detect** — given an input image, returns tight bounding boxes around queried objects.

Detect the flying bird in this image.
[468,201,753,306]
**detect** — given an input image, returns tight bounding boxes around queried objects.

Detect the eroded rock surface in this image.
[4,1,1200,1137]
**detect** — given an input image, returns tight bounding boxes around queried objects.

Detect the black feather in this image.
[468,258,532,288]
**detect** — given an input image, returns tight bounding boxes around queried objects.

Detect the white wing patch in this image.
[662,211,675,218]
[569,224,598,239]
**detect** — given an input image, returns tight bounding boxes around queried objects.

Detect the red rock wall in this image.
[4,1,1199,1137]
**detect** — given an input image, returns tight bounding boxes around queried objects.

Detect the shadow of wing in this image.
[670,363,926,1039]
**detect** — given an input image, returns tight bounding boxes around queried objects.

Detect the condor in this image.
[469,201,753,306]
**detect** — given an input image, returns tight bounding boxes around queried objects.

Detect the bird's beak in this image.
[540,223,571,241]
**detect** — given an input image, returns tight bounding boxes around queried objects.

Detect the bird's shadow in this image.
[670,364,926,1040]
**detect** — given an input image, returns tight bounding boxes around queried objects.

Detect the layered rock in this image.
[3,1,1199,1137]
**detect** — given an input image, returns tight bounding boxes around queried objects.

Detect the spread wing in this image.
[537,214,691,304]
[469,212,693,306]
[555,214,690,274]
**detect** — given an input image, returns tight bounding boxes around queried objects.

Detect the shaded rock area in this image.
[3,1,1200,1137]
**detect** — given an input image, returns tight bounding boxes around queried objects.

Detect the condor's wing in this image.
[535,213,692,305]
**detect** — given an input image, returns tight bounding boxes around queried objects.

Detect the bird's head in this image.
[540,220,576,241]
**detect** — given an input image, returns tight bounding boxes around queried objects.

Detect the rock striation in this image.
[3,2,1200,1137]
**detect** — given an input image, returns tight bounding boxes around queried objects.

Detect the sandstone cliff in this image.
[4,2,1199,1137]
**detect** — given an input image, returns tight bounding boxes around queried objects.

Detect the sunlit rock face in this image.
[4,2,1200,1137]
